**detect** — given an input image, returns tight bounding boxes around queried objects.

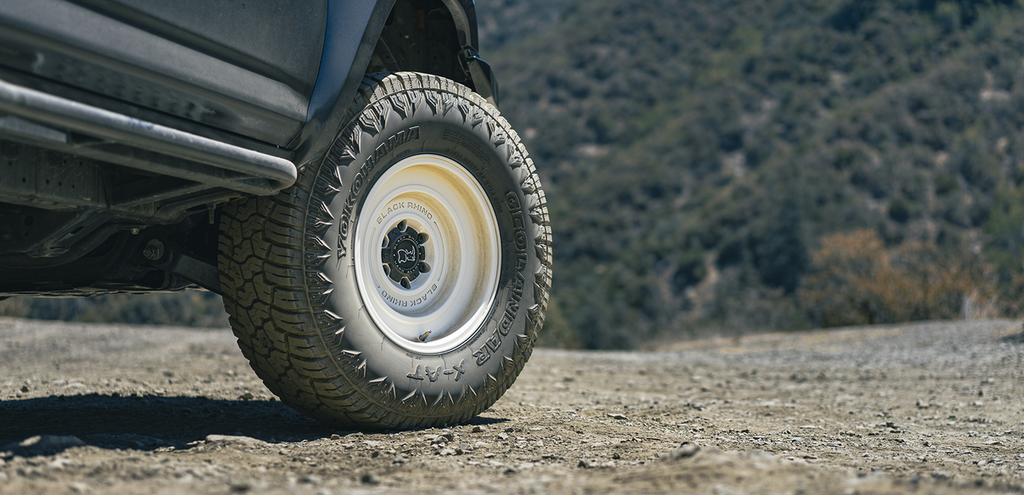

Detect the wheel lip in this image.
[353,153,501,354]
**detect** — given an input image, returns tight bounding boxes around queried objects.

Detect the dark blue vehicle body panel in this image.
[296,0,391,167]
[0,0,500,295]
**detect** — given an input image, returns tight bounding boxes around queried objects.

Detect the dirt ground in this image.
[1,317,1023,494]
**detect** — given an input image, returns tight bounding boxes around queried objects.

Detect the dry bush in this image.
[800,229,997,327]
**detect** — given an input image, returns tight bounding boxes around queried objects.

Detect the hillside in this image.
[4,0,1024,348]
[476,0,1024,347]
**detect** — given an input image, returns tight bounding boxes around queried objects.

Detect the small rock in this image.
[607,413,628,420]
[48,458,72,470]
[20,385,29,393]
[360,472,380,485]
[931,471,951,480]
[471,425,486,433]
[330,433,341,440]
[239,392,254,400]
[69,482,90,493]
[577,459,593,469]
[205,434,263,447]
[669,442,700,460]
[916,399,929,409]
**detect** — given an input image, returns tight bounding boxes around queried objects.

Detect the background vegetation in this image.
[0,291,228,328]
[4,0,1024,346]
[477,0,1024,347]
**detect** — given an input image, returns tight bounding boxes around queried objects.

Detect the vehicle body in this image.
[0,0,551,429]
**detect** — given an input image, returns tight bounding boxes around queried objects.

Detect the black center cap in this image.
[381,221,429,289]
[394,238,419,271]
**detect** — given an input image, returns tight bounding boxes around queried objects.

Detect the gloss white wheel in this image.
[354,154,500,354]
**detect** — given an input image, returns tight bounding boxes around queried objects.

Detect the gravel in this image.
[1,317,1022,494]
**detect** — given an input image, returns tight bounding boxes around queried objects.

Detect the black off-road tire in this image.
[218,72,552,429]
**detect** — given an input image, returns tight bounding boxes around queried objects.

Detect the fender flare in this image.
[292,0,495,169]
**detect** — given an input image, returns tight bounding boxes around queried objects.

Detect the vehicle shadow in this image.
[0,393,508,456]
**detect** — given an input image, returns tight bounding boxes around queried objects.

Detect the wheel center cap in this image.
[381,220,429,289]
[394,238,419,272]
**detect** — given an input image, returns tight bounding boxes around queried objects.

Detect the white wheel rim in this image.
[354,154,500,353]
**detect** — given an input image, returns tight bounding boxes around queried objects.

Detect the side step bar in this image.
[0,79,296,195]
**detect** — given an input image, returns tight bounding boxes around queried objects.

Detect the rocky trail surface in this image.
[1,317,1023,494]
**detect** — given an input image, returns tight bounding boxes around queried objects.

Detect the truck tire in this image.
[218,72,552,429]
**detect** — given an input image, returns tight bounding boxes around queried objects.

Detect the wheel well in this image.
[367,0,473,90]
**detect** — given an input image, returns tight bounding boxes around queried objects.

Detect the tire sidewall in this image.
[316,80,540,415]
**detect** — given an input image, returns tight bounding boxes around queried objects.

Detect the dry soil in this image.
[1,317,1023,494]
